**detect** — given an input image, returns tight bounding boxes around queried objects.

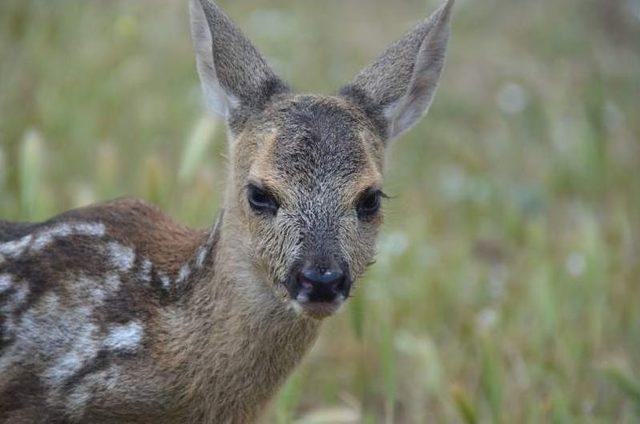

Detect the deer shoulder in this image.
[0,198,213,422]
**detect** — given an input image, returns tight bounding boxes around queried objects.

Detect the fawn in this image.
[0,0,454,422]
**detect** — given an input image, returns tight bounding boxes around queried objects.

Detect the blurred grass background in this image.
[1,0,639,422]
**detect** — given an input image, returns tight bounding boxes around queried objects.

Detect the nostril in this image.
[297,265,347,303]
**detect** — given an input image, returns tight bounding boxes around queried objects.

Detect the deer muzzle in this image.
[285,257,352,319]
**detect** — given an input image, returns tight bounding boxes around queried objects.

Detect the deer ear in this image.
[341,0,454,142]
[190,0,289,120]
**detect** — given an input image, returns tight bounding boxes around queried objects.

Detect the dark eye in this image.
[247,184,279,215]
[357,189,383,219]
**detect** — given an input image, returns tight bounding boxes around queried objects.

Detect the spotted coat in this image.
[0,0,454,421]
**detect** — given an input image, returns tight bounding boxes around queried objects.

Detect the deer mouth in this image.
[292,295,346,319]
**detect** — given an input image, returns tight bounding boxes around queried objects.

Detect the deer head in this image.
[190,0,454,319]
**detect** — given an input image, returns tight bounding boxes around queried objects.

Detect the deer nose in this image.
[301,268,343,285]
[297,262,347,303]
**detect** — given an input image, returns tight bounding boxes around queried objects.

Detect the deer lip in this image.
[292,294,345,319]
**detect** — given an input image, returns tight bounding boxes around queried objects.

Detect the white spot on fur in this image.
[0,293,62,374]
[104,273,121,293]
[38,292,61,317]
[31,234,53,251]
[196,245,207,268]
[75,275,107,304]
[177,263,191,284]
[107,242,135,272]
[0,222,106,259]
[0,273,13,293]
[72,274,118,307]
[47,351,86,384]
[72,222,106,238]
[44,319,99,385]
[0,234,33,257]
[1,315,17,342]
[11,281,29,307]
[158,272,172,290]
[138,258,153,283]
[103,321,143,352]
[0,279,29,314]
[31,223,72,251]
[32,222,106,252]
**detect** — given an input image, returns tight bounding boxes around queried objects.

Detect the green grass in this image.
[1,0,639,421]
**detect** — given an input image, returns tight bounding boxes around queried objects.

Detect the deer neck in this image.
[161,210,320,419]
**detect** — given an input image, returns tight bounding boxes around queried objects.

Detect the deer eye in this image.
[357,189,384,219]
[247,184,279,215]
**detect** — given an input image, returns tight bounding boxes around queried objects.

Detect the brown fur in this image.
[0,0,454,422]
[60,198,208,276]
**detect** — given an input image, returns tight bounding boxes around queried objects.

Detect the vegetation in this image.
[1,0,638,421]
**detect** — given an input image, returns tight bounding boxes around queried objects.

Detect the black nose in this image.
[297,261,348,303]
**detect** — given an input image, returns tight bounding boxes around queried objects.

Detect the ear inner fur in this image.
[341,0,454,141]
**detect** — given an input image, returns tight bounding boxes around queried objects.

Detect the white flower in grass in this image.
[565,251,586,278]
[476,308,498,333]
[497,82,527,115]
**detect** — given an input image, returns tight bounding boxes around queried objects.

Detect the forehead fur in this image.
[241,95,384,195]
